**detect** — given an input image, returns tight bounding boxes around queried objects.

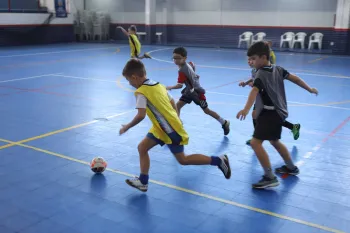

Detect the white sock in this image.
[217,117,225,125]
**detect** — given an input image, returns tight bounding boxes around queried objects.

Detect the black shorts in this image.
[180,92,208,109]
[253,110,283,141]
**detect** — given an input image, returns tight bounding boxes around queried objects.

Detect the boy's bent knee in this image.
[250,138,263,148]
[137,143,148,154]
[269,140,280,148]
[173,152,189,165]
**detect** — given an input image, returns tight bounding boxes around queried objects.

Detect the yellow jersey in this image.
[135,80,189,145]
[270,49,276,64]
[129,34,141,57]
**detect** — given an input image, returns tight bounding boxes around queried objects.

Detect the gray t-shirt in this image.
[253,65,289,120]
[251,68,257,80]
[178,62,205,95]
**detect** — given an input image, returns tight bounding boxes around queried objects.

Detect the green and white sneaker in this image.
[292,124,301,140]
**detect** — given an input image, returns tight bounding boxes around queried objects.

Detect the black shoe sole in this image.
[252,182,280,189]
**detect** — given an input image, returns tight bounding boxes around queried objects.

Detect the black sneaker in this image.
[222,120,230,136]
[218,155,231,179]
[275,165,300,175]
[252,176,279,189]
[144,53,152,59]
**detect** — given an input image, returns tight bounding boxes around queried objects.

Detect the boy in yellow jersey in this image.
[119,59,231,192]
[267,41,276,64]
[117,25,151,59]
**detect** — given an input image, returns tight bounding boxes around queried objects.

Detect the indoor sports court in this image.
[1,0,350,233]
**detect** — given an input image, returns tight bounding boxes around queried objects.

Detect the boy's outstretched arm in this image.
[286,74,318,95]
[166,83,183,90]
[236,87,259,120]
[239,78,254,87]
[116,26,129,37]
[119,108,146,135]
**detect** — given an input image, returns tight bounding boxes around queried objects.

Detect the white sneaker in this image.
[125,177,148,192]
[218,155,231,179]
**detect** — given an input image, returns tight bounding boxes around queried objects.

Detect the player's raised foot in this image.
[252,175,279,189]
[125,177,148,192]
[188,61,196,72]
[292,124,301,140]
[144,53,152,59]
[222,120,230,136]
[218,155,231,179]
[275,165,300,176]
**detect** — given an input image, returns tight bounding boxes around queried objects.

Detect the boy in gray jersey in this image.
[240,56,301,145]
[237,41,318,189]
[166,47,230,136]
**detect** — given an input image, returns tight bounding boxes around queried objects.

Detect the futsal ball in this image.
[90,157,107,173]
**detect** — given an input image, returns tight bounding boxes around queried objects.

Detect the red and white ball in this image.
[90,157,107,173]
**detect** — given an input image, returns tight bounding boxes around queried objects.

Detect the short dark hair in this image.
[122,58,146,77]
[173,47,187,57]
[129,25,137,32]
[247,41,270,60]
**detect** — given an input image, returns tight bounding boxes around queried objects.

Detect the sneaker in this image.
[252,176,279,189]
[275,165,300,175]
[292,124,301,140]
[144,53,152,59]
[222,120,230,136]
[188,61,196,72]
[218,155,231,179]
[125,177,148,192]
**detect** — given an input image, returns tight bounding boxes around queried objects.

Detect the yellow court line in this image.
[116,75,135,92]
[0,110,134,151]
[0,137,344,233]
[307,56,329,64]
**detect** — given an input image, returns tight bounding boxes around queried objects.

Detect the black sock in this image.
[283,121,294,130]
[253,119,257,128]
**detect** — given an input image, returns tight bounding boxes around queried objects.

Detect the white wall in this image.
[335,0,350,28]
[85,0,337,27]
[0,0,77,25]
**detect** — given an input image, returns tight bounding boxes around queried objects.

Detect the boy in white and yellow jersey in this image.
[119,59,231,192]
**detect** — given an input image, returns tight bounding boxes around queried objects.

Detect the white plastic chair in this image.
[238,32,253,48]
[308,33,323,50]
[292,32,307,49]
[280,32,295,48]
[252,32,266,44]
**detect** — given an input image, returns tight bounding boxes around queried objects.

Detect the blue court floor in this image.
[0,43,350,233]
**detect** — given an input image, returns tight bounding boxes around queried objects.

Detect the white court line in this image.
[0,46,127,58]
[50,74,116,83]
[0,73,63,84]
[149,49,350,80]
[148,45,350,60]
[51,73,350,111]
[206,91,350,110]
